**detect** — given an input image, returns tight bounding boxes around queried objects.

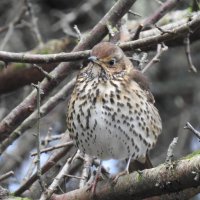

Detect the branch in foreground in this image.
[0,0,137,142]
[51,154,200,200]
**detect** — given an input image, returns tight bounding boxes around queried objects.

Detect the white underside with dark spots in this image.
[68,77,162,161]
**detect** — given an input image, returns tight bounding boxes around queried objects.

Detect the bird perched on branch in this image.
[67,42,162,176]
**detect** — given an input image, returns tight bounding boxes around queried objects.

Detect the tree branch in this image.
[51,153,200,200]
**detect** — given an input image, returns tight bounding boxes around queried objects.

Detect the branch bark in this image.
[51,153,200,200]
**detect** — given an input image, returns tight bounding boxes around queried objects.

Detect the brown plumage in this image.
[67,42,162,166]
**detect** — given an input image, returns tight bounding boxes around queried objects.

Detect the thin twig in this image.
[155,24,174,35]
[79,154,93,188]
[154,0,164,5]
[106,23,118,38]
[31,83,46,191]
[41,134,64,145]
[23,157,37,183]
[132,24,143,40]
[25,0,43,46]
[0,4,26,34]
[64,174,85,180]
[0,171,14,182]
[138,52,148,69]
[31,141,74,156]
[0,23,14,50]
[142,43,168,73]
[33,64,54,81]
[73,25,82,41]
[184,32,197,73]
[41,127,53,146]
[128,10,142,17]
[119,14,130,42]
[39,150,79,200]
[165,137,178,163]
[184,122,200,140]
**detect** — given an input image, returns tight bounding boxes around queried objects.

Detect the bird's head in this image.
[88,42,132,77]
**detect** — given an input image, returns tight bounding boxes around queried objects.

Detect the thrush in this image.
[67,42,162,173]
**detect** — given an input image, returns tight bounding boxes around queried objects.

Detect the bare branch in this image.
[142,43,168,73]
[25,0,43,46]
[165,137,178,163]
[121,12,200,51]
[31,141,74,156]
[0,171,14,182]
[0,50,91,64]
[0,5,26,34]
[184,122,200,140]
[132,24,143,40]
[79,154,93,188]
[31,83,46,191]
[39,151,79,200]
[51,154,200,200]
[184,33,197,73]
[33,64,54,81]
[128,10,142,17]
[73,25,82,41]
[143,0,183,28]
[0,23,14,50]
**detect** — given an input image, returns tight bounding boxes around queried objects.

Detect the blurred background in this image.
[0,0,199,199]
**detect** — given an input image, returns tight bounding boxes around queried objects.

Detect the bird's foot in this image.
[86,172,102,196]
[112,168,129,184]
[86,165,109,196]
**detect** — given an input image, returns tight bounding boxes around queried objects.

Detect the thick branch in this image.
[0,0,137,142]
[51,154,200,200]
[0,50,90,64]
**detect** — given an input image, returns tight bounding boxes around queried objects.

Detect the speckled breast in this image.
[67,77,162,160]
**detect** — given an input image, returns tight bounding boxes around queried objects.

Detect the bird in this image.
[66,42,162,176]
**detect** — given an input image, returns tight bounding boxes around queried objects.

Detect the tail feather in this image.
[129,154,153,172]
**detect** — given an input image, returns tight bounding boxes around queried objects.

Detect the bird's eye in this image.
[108,58,116,66]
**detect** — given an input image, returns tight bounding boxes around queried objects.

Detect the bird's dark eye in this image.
[108,58,116,66]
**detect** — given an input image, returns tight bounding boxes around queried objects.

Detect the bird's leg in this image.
[86,160,103,196]
[112,156,132,184]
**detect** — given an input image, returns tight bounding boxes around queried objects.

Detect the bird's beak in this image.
[88,56,98,63]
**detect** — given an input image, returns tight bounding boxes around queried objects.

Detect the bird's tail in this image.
[129,154,153,172]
